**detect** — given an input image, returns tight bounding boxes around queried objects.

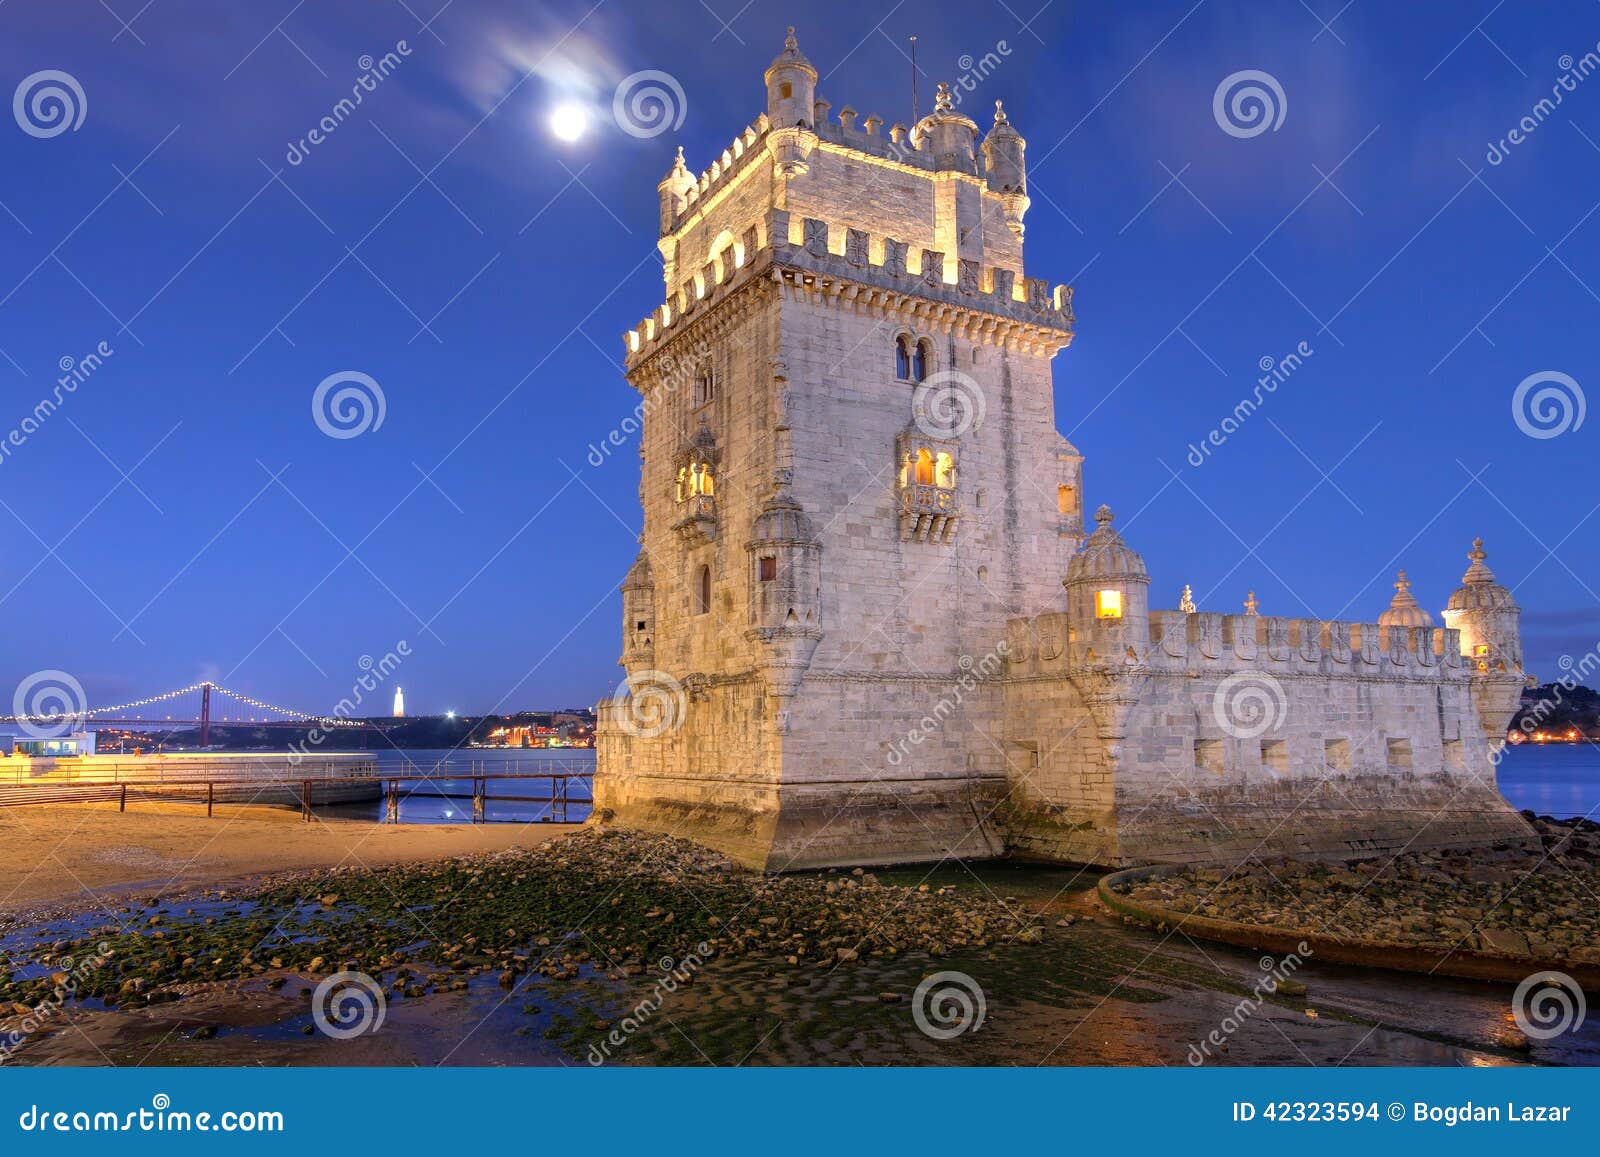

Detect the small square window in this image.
[758,556,777,582]
[1095,589,1122,619]
[1261,739,1289,775]
[1324,738,1350,772]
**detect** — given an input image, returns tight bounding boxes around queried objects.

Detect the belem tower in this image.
[594,30,1535,870]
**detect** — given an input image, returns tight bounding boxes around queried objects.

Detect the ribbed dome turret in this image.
[750,486,814,543]
[1066,505,1147,582]
[1445,538,1518,613]
[620,551,652,592]
[765,26,816,81]
[1378,569,1434,628]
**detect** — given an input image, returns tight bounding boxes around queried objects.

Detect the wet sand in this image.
[0,802,577,913]
[7,854,1596,1068]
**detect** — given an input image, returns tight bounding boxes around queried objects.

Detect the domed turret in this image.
[910,83,979,175]
[1065,505,1150,632]
[764,27,817,130]
[1442,538,1522,673]
[980,101,1029,235]
[657,146,695,235]
[746,486,822,707]
[619,550,655,671]
[1378,569,1434,629]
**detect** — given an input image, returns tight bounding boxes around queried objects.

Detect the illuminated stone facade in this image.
[595,31,1534,869]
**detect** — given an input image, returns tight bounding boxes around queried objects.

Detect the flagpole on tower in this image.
[910,35,919,123]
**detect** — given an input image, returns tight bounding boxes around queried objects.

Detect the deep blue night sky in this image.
[1,0,1598,716]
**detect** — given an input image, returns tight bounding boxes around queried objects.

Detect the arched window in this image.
[915,448,934,485]
[696,565,712,615]
[895,335,911,380]
[693,367,714,408]
[912,340,931,383]
[935,452,955,488]
[690,460,714,496]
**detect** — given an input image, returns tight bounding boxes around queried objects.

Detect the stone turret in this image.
[1064,505,1151,744]
[911,83,979,175]
[1378,569,1434,628]
[1065,505,1150,637]
[980,101,1029,236]
[1442,537,1525,753]
[619,551,656,673]
[657,147,695,235]
[1442,539,1522,672]
[745,486,823,715]
[765,27,816,127]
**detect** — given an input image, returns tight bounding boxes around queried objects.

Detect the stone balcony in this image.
[673,494,717,546]
[899,483,958,543]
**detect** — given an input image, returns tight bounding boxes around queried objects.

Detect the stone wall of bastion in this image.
[1000,609,1536,867]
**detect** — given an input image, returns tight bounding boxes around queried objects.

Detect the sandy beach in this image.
[0,802,577,913]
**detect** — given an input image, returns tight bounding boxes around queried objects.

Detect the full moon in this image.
[549,102,588,142]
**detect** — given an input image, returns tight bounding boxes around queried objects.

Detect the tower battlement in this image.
[626,208,1073,366]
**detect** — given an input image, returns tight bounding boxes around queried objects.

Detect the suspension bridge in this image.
[0,681,369,746]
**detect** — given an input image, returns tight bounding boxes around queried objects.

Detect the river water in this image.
[347,743,1594,825]
[1495,743,1600,821]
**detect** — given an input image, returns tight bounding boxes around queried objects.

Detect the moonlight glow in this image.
[549,102,588,142]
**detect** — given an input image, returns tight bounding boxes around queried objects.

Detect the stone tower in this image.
[1441,538,1526,756]
[595,30,1080,869]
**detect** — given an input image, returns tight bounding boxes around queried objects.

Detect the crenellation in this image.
[623,211,1073,366]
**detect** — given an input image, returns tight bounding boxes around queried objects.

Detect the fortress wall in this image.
[997,609,1534,866]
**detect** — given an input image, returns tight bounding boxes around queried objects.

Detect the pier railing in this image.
[0,770,595,825]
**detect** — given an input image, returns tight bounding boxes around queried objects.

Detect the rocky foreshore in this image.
[0,827,1040,1016]
[1114,815,1600,964]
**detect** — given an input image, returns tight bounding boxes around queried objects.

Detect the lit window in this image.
[1473,644,1489,656]
[1095,589,1122,619]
